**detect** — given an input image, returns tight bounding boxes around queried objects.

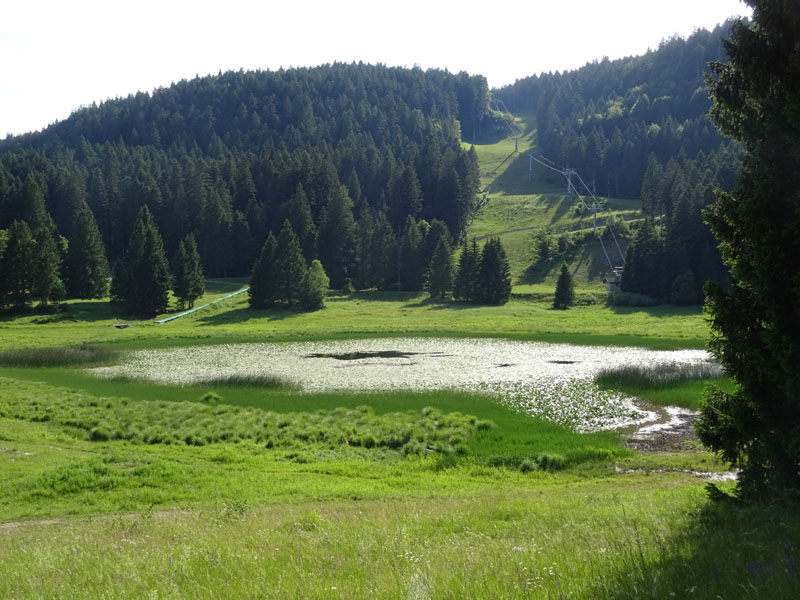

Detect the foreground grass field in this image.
[2,290,798,598]
[0,286,709,352]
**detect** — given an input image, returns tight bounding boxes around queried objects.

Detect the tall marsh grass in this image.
[594,360,730,410]
[0,344,118,367]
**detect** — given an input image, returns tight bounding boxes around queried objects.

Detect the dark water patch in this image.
[305,350,454,361]
[305,350,420,361]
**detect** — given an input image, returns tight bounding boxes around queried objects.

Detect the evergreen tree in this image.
[65,199,109,299]
[301,259,329,311]
[273,220,308,306]
[283,183,317,263]
[454,238,479,302]
[698,1,800,498]
[621,219,663,299]
[172,233,205,309]
[248,232,278,309]
[553,263,575,309]
[30,223,64,307]
[397,215,425,291]
[427,237,453,299]
[0,220,35,311]
[111,205,170,316]
[317,185,356,288]
[478,237,512,305]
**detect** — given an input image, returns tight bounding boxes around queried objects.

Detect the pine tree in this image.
[284,183,317,263]
[172,233,205,309]
[398,215,425,291]
[0,220,35,311]
[478,238,512,305]
[30,224,64,307]
[111,205,170,316]
[427,237,453,299]
[317,185,356,288]
[454,238,479,302]
[698,1,800,497]
[553,263,575,309]
[273,220,308,306]
[248,232,278,309]
[65,199,109,299]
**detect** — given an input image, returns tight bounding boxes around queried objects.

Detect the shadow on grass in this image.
[326,290,425,303]
[401,297,477,310]
[607,304,704,318]
[585,495,800,599]
[0,301,118,324]
[196,307,299,326]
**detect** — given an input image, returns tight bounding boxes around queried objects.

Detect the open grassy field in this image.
[3,290,798,598]
[2,123,797,598]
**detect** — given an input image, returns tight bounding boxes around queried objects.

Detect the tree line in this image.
[0,64,491,304]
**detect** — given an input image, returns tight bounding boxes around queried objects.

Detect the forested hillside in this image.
[0,64,492,300]
[495,21,742,303]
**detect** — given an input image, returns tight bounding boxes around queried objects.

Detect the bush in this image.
[606,291,658,306]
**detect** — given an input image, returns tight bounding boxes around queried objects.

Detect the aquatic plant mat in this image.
[90,338,712,432]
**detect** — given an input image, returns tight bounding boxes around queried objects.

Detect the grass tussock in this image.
[595,360,724,389]
[0,344,118,368]
[0,377,492,457]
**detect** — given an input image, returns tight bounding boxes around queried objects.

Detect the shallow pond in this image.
[91,338,712,433]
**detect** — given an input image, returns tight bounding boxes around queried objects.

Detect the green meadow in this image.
[1,122,797,599]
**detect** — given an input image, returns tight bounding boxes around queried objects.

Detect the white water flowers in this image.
[90,338,711,432]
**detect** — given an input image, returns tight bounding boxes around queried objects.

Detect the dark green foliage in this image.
[172,233,204,309]
[478,237,512,305]
[398,215,426,291]
[454,238,480,302]
[301,259,329,311]
[0,64,483,295]
[248,232,277,309]
[110,205,170,316]
[30,222,64,307]
[65,199,109,299]
[273,220,308,306]
[621,219,663,300]
[553,263,575,309]
[0,220,35,311]
[281,184,317,263]
[426,237,453,299]
[699,1,800,498]
[317,185,357,289]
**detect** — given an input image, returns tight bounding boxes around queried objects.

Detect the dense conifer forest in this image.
[495,21,741,302]
[0,23,743,312]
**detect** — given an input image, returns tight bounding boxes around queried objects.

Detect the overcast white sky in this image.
[1,0,751,138]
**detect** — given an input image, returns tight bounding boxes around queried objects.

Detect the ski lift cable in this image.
[571,171,625,263]
[533,154,624,271]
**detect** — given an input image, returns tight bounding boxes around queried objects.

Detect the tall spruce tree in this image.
[478,237,512,305]
[111,205,170,316]
[0,220,35,311]
[248,232,278,309]
[698,1,800,498]
[317,185,356,288]
[427,237,453,299]
[172,232,204,309]
[553,263,575,309]
[454,238,479,302]
[65,199,109,299]
[273,220,308,306]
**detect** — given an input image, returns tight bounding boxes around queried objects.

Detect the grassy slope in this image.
[465,114,638,287]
